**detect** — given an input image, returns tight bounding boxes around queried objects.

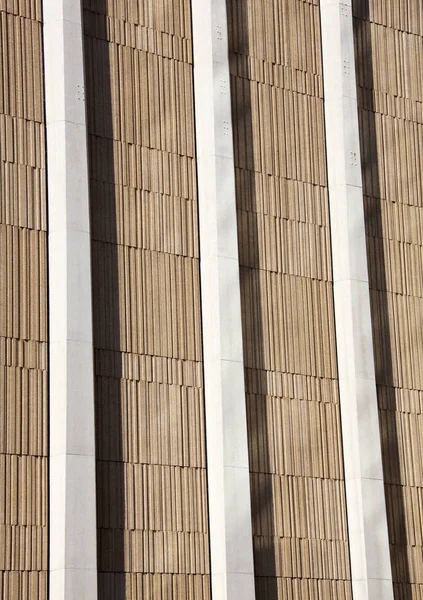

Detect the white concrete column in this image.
[320,2,393,598]
[43,1,97,598]
[191,2,256,599]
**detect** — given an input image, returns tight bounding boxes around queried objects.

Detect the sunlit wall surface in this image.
[0,2,48,598]
[83,1,210,597]
[354,1,423,596]
[227,1,353,597]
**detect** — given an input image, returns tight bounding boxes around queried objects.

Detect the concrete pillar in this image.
[191,2,256,599]
[43,1,98,598]
[320,1,394,598]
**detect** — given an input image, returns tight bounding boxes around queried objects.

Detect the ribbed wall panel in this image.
[0,2,48,599]
[83,1,210,598]
[227,1,352,597]
[353,1,423,597]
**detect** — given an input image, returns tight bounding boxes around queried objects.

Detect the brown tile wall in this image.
[83,1,210,598]
[0,1,48,599]
[227,0,353,597]
[353,1,423,597]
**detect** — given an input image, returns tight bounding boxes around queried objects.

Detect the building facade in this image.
[1,0,423,599]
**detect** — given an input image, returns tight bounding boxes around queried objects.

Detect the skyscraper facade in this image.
[1,1,422,599]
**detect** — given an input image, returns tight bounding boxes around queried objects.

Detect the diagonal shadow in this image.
[226,1,278,598]
[83,1,126,597]
[353,2,411,597]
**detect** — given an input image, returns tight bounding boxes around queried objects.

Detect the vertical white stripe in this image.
[43,1,97,598]
[191,1,256,598]
[320,1,393,598]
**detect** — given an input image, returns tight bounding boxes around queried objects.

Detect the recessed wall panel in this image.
[83,1,210,598]
[353,1,423,597]
[0,2,48,599]
[227,0,353,597]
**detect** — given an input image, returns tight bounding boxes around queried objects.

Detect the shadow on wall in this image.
[83,0,126,597]
[353,1,410,597]
[226,0,278,598]
[80,0,410,598]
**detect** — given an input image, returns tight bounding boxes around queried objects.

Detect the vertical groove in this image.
[0,2,48,598]
[83,1,211,597]
[227,0,352,598]
[354,1,423,597]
